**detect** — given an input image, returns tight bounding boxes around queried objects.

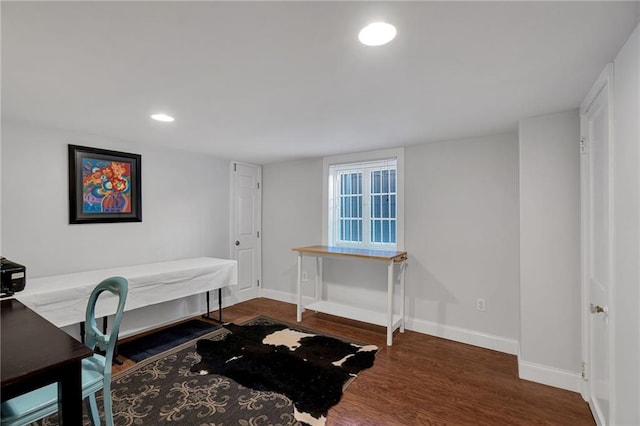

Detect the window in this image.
[323,149,404,250]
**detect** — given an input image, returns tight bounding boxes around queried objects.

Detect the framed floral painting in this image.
[68,144,142,224]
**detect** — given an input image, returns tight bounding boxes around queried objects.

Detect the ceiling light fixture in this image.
[151,113,175,122]
[358,22,396,46]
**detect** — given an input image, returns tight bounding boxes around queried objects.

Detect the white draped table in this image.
[16,257,238,328]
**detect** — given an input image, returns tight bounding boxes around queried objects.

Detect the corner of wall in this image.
[518,110,582,388]
[517,358,582,393]
[515,339,582,393]
[260,288,298,305]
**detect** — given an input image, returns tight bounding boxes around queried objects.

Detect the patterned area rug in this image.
[37,316,377,426]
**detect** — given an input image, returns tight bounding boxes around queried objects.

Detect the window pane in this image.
[381,196,388,218]
[339,218,364,243]
[371,195,379,218]
[337,172,364,242]
[390,194,396,219]
[391,220,396,243]
[371,219,380,243]
[372,171,380,194]
[381,170,389,193]
[390,170,396,192]
[382,219,389,242]
[346,219,352,240]
[371,195,380,219]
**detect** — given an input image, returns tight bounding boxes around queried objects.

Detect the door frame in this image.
[229,161,262,303]
[579,63,615,425]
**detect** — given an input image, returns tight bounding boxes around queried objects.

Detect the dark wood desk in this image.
[1,299,93,424]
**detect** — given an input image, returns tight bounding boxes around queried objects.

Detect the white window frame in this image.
[322,148,405,250]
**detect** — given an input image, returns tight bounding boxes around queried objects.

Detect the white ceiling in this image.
[2,1,638,164]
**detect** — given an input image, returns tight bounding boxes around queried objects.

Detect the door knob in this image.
[235,241,240,246]
[590,304,608,314]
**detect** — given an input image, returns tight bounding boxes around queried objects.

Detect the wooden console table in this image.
[292,245,407,346]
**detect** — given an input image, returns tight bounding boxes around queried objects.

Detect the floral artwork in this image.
[82,159,132,214]
[69,145,141,223]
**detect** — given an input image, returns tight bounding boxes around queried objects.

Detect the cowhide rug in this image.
[190,321,378,425]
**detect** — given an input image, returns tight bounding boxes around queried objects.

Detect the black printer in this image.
[1,257,26,297]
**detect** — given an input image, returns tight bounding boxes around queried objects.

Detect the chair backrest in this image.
[84,276,128,376]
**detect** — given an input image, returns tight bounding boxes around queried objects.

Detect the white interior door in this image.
[230,162,261,302]
[580,65,614,426]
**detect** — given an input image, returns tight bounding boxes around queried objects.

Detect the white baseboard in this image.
[260,290,518,355]
[518,360,582,393]
[406,317,519,355]
[259,288,310,305]
[258,292,581,393]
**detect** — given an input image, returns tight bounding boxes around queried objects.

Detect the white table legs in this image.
[315,257,322,303]
[400,261,406,333]
[296,253,407,346]
[387,260,394,346]
[296,253,302,321]
[297,255,323,322]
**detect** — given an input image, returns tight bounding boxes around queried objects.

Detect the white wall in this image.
[518,110,582,390]
[0,124,2,255]
[262,133,521,354]
[2,122,230,276]
[404,134,520,347]
[261,158,323,300]
[1,121,231,336]
[612,23,640,426]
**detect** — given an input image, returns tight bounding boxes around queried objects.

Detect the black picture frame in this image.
[68,144,142,224]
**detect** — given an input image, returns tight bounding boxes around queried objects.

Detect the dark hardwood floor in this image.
[114,298,595,425]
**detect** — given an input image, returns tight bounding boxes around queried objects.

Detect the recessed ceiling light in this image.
[151,113,175,122]
[358,22,396,46]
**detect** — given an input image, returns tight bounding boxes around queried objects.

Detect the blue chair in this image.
[0,276,128,426]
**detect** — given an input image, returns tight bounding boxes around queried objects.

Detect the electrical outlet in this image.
[302,272,308,281]
[477,298,486,312]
